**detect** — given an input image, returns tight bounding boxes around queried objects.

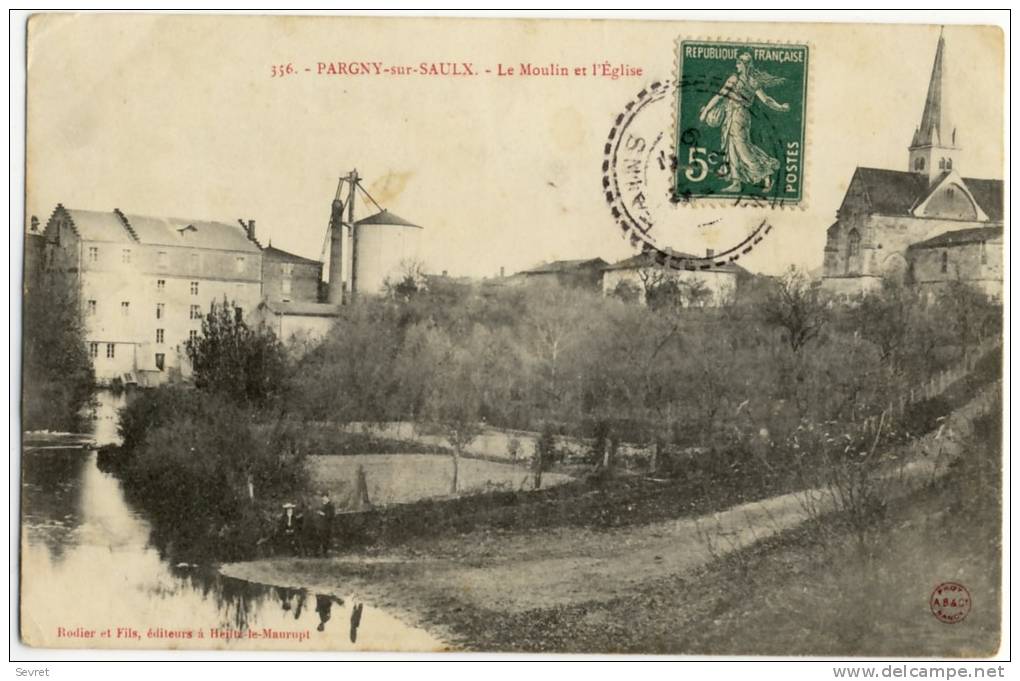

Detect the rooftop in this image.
[847,168,1002,221]
[354,209,421,229]
[908,226,1003,250]
[262,245,322,266]
[55,205,261,253]
[602,252,744,274]
[520,258,609,275]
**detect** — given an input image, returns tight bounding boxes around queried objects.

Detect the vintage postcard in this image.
[18,14,1005,656]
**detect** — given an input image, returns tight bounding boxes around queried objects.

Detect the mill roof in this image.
[354,209,421,228]
[908,226,1003,250]
[126,213,262,253]
[61,208,133,243]
[55,205,261,253]
[847,168,1002,221]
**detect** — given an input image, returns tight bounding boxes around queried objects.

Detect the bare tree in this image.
[761,266,828,353]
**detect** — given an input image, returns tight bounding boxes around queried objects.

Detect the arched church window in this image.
[941,251,949,274]
[847,229,861,258]
[946,158,952,170]
[914,157,925,171]
[939,158,946,170]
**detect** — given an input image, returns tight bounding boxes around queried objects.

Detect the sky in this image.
[25,16,1003,277]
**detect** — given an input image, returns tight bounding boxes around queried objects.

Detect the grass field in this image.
[308,454,573,507]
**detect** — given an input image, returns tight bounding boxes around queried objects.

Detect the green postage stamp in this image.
[674,40,809,204]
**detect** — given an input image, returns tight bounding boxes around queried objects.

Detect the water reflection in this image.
[20,407,442,650]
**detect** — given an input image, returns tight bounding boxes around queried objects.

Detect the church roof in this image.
[911,30,955,149]
[848,167,1002,221]
[908,226,1002,250]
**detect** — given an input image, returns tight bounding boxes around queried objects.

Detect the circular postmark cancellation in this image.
[602,40,808,270]
[930,582,972,624]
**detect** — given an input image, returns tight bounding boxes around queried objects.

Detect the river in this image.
[18,391,444,651]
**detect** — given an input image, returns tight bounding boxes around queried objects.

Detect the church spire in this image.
[909,28,959,181]
[912,27,955,149]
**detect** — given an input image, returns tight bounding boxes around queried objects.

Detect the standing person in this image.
[279,502,301,555]
[317,491,335,556]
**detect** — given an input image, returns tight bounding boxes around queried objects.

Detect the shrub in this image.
[122,393,308,560]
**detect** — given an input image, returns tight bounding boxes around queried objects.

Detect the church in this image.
[821,31,1003,300]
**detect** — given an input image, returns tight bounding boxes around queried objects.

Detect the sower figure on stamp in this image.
[699,52,790,193]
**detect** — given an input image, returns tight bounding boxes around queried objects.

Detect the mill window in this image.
[86,300,96,316]
[89,342,98,358]
[941,251,949,274]
[156,303,165,319]
[122,249,132,264]
[189,330,198,343]
[88,247,99,264]
[981,241,988,265]
[156,329,165,344]
[121,301,130,316]
[156,279,166,292]
[190,281,199,295]
[154,353,165,371]
[190,304,202,320]
[106,343,115,359]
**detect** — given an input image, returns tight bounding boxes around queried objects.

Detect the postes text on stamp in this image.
[674,40,808,204]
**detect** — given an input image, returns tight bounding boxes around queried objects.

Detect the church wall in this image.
[922,183,979,221]
[908,240,1003,301]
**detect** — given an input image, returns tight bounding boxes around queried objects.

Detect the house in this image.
[601,252,741,307]
[821,32,1003,298]
[519,258,608,292]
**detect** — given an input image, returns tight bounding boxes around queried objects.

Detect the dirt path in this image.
[222,384,998,645]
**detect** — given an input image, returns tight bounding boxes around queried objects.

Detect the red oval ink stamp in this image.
[930,582,971,624]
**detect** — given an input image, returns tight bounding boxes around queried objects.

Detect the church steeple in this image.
[909,28,960,183]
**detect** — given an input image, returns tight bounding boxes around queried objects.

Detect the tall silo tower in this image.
[351,209,423,296]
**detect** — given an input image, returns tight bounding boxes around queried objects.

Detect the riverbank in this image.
[222,385,1001,654]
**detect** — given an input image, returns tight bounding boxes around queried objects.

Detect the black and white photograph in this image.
[12,11,1008,664]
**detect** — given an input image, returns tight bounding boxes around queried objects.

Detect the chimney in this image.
[499,266,505,278]
[706,248,715,259]
[30,216,39,233]
[442,269,448,277]
[327,199,345,304]
[237,219,257,242]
